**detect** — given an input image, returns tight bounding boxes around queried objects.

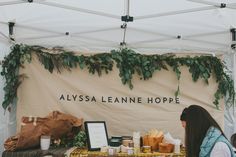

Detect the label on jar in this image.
[108,148,114,155]
[127,148,134,155]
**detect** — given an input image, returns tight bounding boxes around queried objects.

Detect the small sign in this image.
[84,121,109,151]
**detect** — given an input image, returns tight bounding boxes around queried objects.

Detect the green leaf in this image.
[1,44,235,110]
[175,85,180,97]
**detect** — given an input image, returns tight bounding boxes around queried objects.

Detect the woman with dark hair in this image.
[230,133,236,153]
[180,105,235,157]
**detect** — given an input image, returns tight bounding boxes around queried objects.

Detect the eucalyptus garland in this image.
[1,44,235,110]
[0,44,31,110]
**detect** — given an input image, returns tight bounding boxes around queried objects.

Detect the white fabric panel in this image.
[0,43,16,154]
[17,54,224,143]
[224,53,236,140]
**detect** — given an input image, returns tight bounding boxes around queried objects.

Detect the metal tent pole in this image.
[231,28,236,49]
[185,30,228,38]
[0,21,62,35]
[135,6,217,20]
[187,0,223,7]
[17,34,65,41]
[227,3,236,9]
[129,37,175,45]
[35,1,120,19]
[181,38,228,47]
[129,45,229,54]
[0,31,9,40]
[0,0,26,6]
[71,34,118,44]
[188,0,236,10]
[128,27,175,38]
[73,27,120,36]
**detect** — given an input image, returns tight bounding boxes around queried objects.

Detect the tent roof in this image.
[0,0,236,54]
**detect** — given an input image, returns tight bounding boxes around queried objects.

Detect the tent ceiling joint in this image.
[177,35,182,39]
[8,21,15,41]
[65,32,69,36]
[120,41,126,47]
[230,28,236,49]
[220,3,226,8]
[121,15,133,22]
[120,23,127,29]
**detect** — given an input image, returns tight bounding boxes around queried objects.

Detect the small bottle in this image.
[174,140,181,154]
[133,147,140,154]
[128,141,134,148]
[174,143,180,154]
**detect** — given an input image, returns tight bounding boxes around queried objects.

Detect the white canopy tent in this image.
[0,0,236,53]
[0,0,236,154]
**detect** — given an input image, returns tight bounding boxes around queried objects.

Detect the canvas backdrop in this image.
[17,54,224,141]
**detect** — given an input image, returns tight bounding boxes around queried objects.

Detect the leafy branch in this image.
[1,44,235,110]
[0,44,31,110]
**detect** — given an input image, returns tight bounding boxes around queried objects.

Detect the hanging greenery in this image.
[0,44,31,110]
[1,44,235,110]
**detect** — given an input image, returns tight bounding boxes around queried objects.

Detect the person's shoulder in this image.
[214,142,230,150]
[210,142,231,157]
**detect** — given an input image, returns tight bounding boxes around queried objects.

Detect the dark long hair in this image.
[180,107,188,121]
[231,133,236,148]
[183,105,224,157]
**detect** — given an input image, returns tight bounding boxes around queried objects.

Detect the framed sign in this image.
[84,121,109,151]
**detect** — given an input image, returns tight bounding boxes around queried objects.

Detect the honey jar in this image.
[142,146,151,153]
[122,140,132,147]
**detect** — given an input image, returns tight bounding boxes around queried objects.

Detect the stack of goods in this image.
[4,111,83,151]
[103,136,134,155]
[99,135,136,155]
[142,129,182,154]
[142,129,164,151]
[121,136,134,154]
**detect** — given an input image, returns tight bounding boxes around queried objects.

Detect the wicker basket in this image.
[159,143,174,153]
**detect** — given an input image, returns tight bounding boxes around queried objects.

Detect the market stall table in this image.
[2,147,67,157]
[2,148,185,157]
[74,149,185,157]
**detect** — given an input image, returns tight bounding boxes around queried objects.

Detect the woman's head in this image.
[180,107,188,128]
[182,105,223,157]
